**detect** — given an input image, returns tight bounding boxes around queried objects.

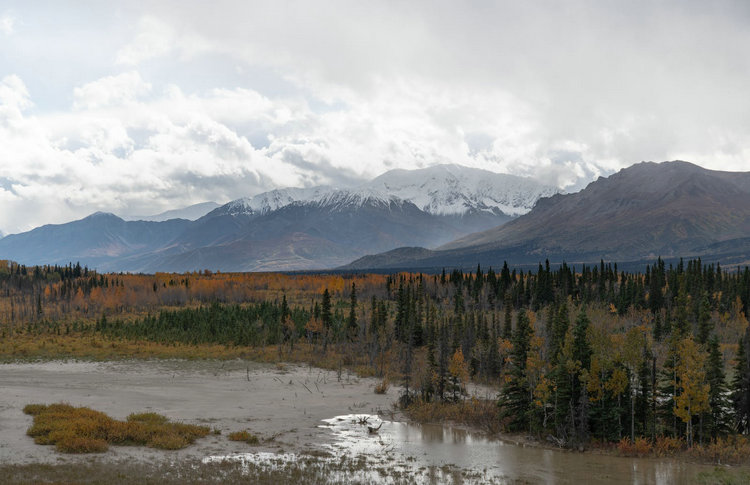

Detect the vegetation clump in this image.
[228,429,260,445]
[23,403,209,453]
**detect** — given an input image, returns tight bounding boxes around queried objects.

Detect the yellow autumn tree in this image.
[448,348,470,402]
[674,336,710,447]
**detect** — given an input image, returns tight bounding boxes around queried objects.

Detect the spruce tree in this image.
[706,335,729,438]
[347,283,357,340]
[500,309,532,431]
[732,329,750,434]
[503,291,513,340]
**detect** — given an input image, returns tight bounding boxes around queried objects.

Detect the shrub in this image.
[23,402,210,454]
[228,430,260,445]
[127,412,169,425]
[374,377,389,395]
[56,436,109,453]
[148,433,190,450]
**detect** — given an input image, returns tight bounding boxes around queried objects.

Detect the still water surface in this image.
[209,413,722,484]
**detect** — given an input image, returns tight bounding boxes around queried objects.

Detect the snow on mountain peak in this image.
[223,186,333,215]
[216,164,556,219]
[311,187,402,210]
[366,164,558,216]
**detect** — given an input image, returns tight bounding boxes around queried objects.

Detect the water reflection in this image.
[319,414,717,484]
[203,413,720,484]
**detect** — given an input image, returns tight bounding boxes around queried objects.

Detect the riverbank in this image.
[1,359,740,484]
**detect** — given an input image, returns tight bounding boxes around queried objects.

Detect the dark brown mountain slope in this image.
[344,161,750,270]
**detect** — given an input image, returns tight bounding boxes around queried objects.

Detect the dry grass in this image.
[24,403,209,453]
[374,377,390,394]
[0,455,486,485]
[689,436,750,465]
[228,429,260,445]
[0,335,383,378]
[615,435,750,465]
[403,397,501,434]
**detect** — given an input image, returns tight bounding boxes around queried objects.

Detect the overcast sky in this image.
[1,1,749,233]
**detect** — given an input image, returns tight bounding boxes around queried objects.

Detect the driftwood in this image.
[367,422,383,434]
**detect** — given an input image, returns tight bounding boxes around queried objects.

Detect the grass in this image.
[614,435,750,466]
[228,429,261,445]
[374,376,390,394]
[0,455,505,485]
[23,403,210,453]
[0,334,392,380]
[403,397,501,434]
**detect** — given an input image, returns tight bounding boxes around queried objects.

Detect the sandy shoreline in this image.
[0,359,395,466]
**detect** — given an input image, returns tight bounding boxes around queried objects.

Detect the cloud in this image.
[0,75,31,123]
[0,13,14,36]
[2,1,750,233]
[0,71,329,233]
[115,15,210,66]
[73,71,152,110]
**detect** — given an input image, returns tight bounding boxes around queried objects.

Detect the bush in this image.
[23,402,209,454]
[228,430,260,445]
[403,397,500,434]
[374,377,389,395]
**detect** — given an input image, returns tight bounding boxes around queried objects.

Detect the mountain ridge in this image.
[0,164,555,272]
[343,161,750,271]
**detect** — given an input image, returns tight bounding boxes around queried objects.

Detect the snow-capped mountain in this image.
[365,164,559,217]
[0,164,558,272]
[308,188,399,211]
[211,164,556,220]
[208,186,332,217]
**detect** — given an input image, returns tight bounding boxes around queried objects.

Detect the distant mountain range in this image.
[344,161,750,271]
[124,202,221,222]
[0,164,557,272]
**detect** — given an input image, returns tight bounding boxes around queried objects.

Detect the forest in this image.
[2,257,750,456]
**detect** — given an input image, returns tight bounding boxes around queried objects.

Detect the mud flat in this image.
[0,359,392,466]
[0,360,739,484]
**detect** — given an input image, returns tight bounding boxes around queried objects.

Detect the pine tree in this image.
[503,291,513,340]
[696,293,712,345]
[732,329,750,434]
[706,336,729,438]
[321,289,332,330]
[500,309,532,431]
[347,283,357,340]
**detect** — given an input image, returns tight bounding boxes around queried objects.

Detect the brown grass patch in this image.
[23,403,209,453]
[403,397,500,434]
[227,429,260,445]
[374,377,390,394]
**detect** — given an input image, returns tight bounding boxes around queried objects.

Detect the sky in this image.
[1,0,750,234]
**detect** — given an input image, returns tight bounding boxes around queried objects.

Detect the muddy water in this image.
[0,360,732,483]
[315,414,716,484]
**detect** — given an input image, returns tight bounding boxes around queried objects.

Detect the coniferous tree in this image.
[706,335,729,438]
[503,291,513,340]
[500,309,532,431]
[347,283,357,340]
[732,329,750,434]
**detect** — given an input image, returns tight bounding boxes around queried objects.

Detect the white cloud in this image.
[115,15,210,66]
[0,13,14,36]
[73,71,152,110]
[0,75,31,124]
[115,16,175,65]
[2,1,750,233]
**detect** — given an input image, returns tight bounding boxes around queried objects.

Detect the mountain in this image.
[0,213,191,268]
[367,164,557,217]
[344,161,750,271]
[119,191,464,272]
[126,202,220,222]
[0,165,556,272]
